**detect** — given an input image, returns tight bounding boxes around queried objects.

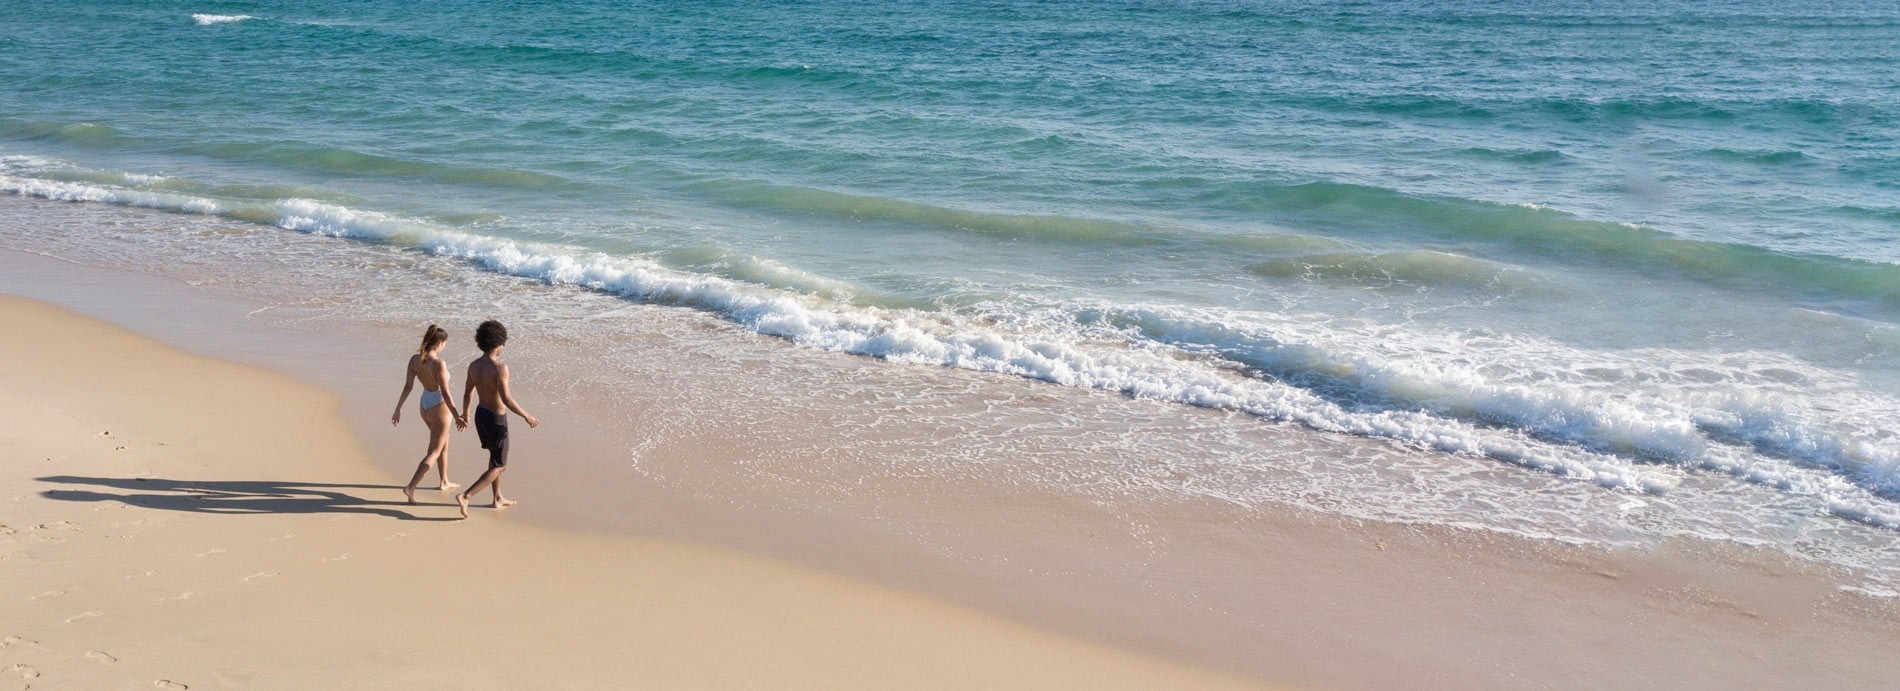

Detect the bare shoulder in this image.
[407,353,422,371]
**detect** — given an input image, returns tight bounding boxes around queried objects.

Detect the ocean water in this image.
[4,1,1900,589]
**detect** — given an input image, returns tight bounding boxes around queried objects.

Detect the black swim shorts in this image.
[474,405,509,469]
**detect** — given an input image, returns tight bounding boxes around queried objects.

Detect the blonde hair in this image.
[418,324,448,356]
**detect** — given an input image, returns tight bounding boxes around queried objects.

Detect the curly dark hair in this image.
[475,320,508,353]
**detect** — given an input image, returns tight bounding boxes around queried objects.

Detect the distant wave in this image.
[1698,148,1815,166]
[9,159,1900,526]
[684,175,1900,307]
[1210,180,1900,307]
[0,119,570,190]
[1456,147,1568,164]
[169,140,567,188]
[692,179,1165,246]
[1246,250,1545,291]
[1301,94,1495,119]
[1832,205,1900,223]
[0,120,124,145]
[191,13,258,26]
[1282,92,1864,127]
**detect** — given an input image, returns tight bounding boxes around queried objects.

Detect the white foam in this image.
[240,199,1696,494]
[0,175,220,215]
[191,13,257,26]
[1123,308,1900,500]
[0,155,60,171]
[8,166,1900,513]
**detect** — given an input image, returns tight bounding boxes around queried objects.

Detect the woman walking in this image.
[392,324,465,504]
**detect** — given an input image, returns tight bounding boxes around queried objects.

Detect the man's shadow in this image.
[39,475,460,522]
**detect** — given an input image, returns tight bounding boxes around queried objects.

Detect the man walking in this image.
[456,320,540,519]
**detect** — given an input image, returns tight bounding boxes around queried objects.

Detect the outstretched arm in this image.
[497,363,538,428]
[391,358,416,426]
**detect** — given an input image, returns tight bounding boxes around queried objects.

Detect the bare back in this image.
[409,353,449,392]
[461,346,535,431]
[466,355,506,413]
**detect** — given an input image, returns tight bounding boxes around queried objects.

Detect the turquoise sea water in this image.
[4,1,1900,587]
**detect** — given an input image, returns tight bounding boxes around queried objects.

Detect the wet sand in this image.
[4,244,1899,690]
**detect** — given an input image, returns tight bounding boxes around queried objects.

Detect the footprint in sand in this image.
[242,572,277,582]
[159,592,192,602]
[85,651,117,664]
[1,636,39,649]
[29,522,78,540]
[7,663,39,685]
[28,591,64,601]
[125,570,157,579]
[268,533,295,541]
[321,554,351,563]
[64,611,105,624]
[152,681,188,690]
[383,532,408,541]
[196,548,225,558]
[0,525,15,537]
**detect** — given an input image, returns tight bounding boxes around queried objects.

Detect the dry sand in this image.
[0,294,1268,690]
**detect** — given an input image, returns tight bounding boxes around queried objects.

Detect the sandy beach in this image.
[6,244,1900,691]
[7,2,1900,687]
[0,293,1268,690]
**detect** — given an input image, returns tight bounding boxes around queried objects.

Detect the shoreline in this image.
[4,237,1900,689]
[0,291,1269,690]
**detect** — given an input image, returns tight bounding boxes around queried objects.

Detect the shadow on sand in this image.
[38,475,460,522]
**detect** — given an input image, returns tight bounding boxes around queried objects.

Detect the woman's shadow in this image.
[39,475,461,522]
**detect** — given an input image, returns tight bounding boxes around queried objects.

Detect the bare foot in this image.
[455,493,470,519]
[402,486,416,505]
[492,498,517,510]
[438,482,460,492]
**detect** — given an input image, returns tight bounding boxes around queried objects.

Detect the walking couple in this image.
[390,320,540,519]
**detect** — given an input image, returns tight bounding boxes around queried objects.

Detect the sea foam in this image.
[6,164,1900,520]
[191,14,257,26]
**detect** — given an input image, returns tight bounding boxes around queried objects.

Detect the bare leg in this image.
[432,406,458,491]
[403,411,451,504]
[458,466,506,517]
[436,451,458,492]
[402,459,431,505]
[491,475,515,509]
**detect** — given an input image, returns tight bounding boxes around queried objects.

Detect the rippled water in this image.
[3,0,1899,590]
